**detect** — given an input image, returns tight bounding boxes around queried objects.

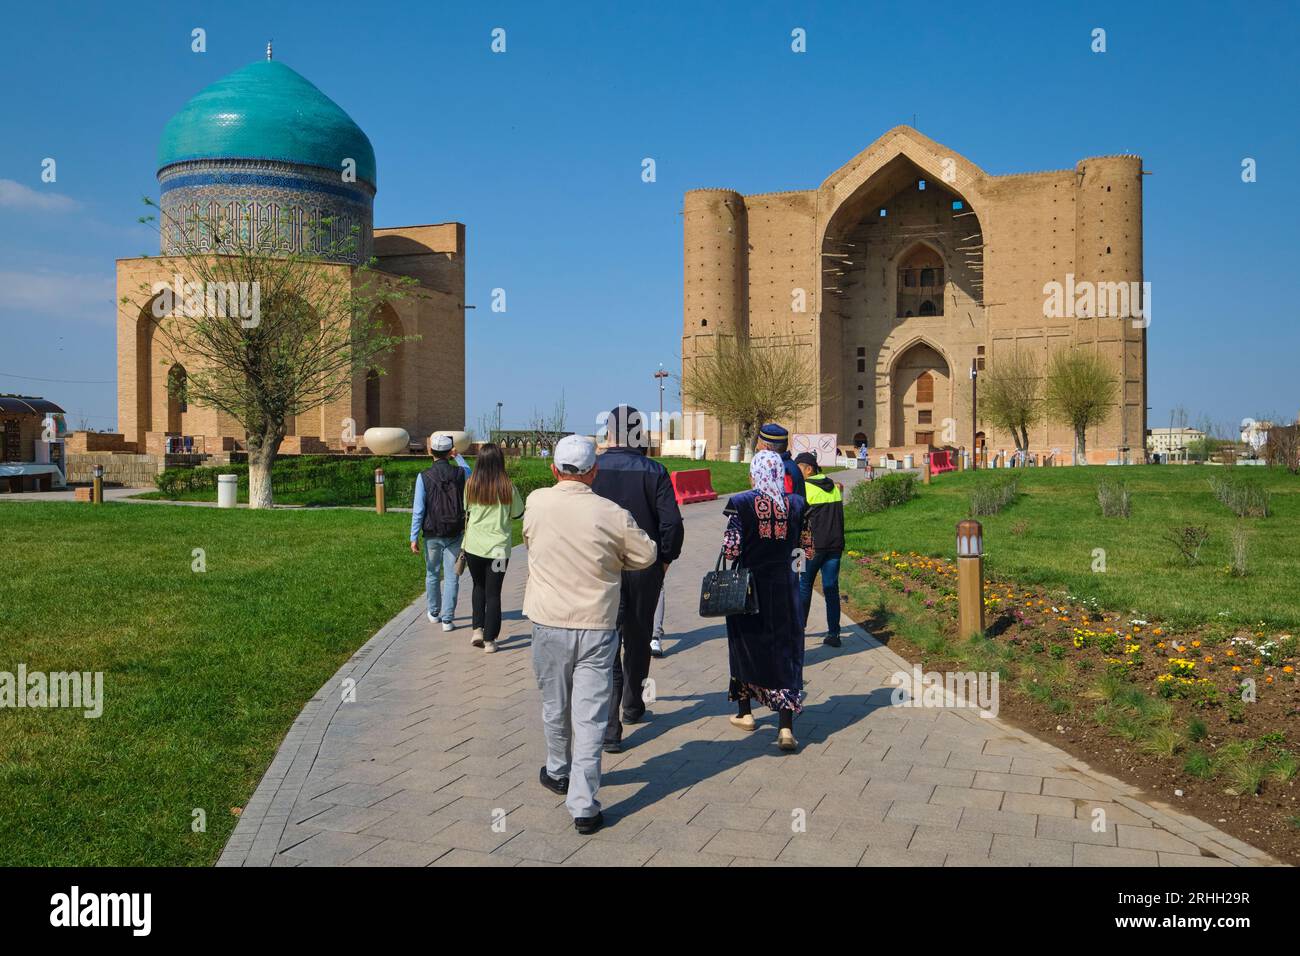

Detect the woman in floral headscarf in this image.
[719,450,808,750]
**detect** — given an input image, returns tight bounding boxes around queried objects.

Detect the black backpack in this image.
[420,462,465,538]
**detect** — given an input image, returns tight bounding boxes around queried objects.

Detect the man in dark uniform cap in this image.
[757,422,806,498]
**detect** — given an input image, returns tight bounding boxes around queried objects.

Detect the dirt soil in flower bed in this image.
[839,550,1300,866]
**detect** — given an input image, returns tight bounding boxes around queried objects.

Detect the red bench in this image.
[670,468,718,505]
[929,450,957,475]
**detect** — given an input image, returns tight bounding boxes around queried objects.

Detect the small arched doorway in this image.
[890,342,950,447]
[166,363,187,435]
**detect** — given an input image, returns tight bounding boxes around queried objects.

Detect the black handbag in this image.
[699,548,759,617]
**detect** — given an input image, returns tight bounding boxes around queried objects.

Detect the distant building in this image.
[1146,427,1204,458]
[1240,419,1273,453]
[0,395,68,490]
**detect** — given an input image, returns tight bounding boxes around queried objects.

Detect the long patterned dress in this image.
[721,489,807,713]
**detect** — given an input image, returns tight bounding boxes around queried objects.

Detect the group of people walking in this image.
[406,412,845,835]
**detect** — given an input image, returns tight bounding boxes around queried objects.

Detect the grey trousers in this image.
[531,624,619,819]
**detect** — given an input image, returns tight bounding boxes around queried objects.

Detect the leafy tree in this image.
[978,351,1041,452]
[128,200,414,508]
[680,336,820,453]
[1043,350,1117,464]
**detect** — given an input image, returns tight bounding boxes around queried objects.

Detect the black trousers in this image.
[466,552,508,641]
[606,563,666,741]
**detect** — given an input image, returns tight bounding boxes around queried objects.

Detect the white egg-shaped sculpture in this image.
[363,427,410,456]
[431,429,472,452]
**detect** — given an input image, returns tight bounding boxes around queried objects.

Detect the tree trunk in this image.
[246,428,283,509]
[1074,428,1088,466]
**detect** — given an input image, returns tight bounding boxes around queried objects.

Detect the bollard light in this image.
[923,451,931,484]
[956,518,985,637]
[374,467,386,515]
[92,464,104,505]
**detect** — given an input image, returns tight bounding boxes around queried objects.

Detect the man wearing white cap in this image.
[523,434,658,834]
[410,433,467,630]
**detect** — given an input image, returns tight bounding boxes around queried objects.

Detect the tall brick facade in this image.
[682,127,1146,462]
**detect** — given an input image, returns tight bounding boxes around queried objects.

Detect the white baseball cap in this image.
[553,434,596,474]
[430,434,453,452]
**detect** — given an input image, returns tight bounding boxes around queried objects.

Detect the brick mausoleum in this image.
[682,126,1147,464]
[110,50,466,460]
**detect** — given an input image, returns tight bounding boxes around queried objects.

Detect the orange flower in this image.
[1191,640,1201,648]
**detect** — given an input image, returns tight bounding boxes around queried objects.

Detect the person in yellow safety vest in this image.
[793,452,845,647]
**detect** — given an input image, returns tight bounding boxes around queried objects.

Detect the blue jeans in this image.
[799,552,842,637]
[423,535,462,623]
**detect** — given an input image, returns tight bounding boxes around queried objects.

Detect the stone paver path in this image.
[220,473,1278,867]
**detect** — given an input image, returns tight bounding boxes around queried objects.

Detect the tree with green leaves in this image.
[129,200,415,508]
[1043,349,1118,464]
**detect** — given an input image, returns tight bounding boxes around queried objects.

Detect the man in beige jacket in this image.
[523,434,657,834]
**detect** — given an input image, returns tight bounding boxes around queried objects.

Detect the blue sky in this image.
[1,0,1296,437]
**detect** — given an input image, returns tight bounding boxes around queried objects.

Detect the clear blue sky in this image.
[1,0,1296,437]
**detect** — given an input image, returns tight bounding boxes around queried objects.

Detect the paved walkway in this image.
[220,475,1278,867]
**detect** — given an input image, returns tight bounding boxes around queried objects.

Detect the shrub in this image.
[1163,525,1209,566]
[1096,476,1131,518]
[968,474,1019,516]
[1230,523,1251,577]
[1209,472,1271,518]
[848,473,916,514]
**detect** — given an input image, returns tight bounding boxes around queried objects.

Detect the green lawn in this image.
[141,454,761,506]
[845,465,1300,629]
[0,502,422,865]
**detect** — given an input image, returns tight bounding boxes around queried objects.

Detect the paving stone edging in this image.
[217,600,425,867]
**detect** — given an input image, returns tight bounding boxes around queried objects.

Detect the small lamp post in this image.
[956,518,985,638]
[92,464,104,505]
[374,467,386,515]
[922,451,931,484]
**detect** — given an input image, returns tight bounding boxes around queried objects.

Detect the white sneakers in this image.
[441,621,454,633]
[649,638,664,657]
[471,628,485,648]
[427,611,437,624]
[483,639,497,654]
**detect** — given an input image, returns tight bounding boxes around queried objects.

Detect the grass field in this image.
[844,465,1300,629]
[0,502,422,865]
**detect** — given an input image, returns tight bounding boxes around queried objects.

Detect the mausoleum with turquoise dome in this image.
[116,48,467,455]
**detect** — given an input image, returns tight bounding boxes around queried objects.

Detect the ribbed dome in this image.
[157,60,376,186]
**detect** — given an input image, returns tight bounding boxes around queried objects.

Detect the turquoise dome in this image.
[157,60,376,186]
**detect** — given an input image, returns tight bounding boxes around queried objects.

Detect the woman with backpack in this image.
[462,442,525,653]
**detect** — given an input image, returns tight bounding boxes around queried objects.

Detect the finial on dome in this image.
[266,40,273,61]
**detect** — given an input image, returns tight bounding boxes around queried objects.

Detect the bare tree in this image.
[525,391,568,453]
[977,351,1041,452]
[129,199,416,508]
[1043,350,1117,464]
[1265,423,1299,474]
[680,336,820,453]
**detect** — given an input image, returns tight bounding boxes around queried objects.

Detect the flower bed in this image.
[844,548,1300,863]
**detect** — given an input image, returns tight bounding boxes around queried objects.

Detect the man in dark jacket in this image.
[592,404,684,752]
[757,422,805,498]
[794,452,844,647]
